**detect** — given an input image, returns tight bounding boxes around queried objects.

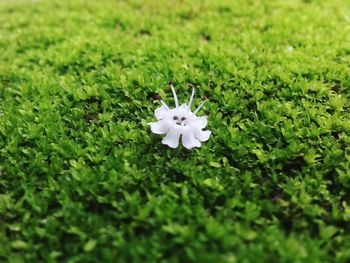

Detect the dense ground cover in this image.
[0,0,350,262]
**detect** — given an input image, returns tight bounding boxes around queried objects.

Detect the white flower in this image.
[148,85,211,149]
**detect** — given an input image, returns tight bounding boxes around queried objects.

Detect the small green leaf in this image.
[203,178,215,187]
[244,230,257,241]
[8,224,21,231]
[209,161,221,168]
[11,240,28,250]
[84,239,97,252]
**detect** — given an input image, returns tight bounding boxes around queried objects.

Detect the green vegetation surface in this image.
[1,0,350,262]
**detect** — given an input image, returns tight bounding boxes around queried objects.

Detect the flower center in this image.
[173,116,187,126]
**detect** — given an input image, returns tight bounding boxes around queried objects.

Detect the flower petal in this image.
[162,129,181,148]
[148,121,168,134]
[190,116,208,129]
[194,129,211,142]
[155,105,169,120]
[179,103,189,110]
[182,131,201,149]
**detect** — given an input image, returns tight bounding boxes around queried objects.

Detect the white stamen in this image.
[171,84,179,108]
[188,87,195,110]
[160,100,169,109]
[194,99,208,115]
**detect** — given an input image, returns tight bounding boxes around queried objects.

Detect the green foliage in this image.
[0,0,350,262]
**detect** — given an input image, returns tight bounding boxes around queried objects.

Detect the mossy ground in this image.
[1,0,350,262]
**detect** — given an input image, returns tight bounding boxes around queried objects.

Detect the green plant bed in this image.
[0,0,349,262]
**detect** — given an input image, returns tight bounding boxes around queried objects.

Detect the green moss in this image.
[0,0,350,262]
